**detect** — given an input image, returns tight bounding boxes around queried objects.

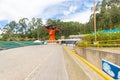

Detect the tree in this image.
[2,21,18,40]
[36,18,43,40]
[19,18,29,38]
[28,18,43,40]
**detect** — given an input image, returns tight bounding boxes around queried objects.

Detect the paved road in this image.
[0,44,104,80]
[0,44,68,80]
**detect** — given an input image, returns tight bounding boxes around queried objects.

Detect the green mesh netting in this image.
[0,41,40,50]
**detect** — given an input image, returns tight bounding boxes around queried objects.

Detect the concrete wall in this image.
[74,46,120,69]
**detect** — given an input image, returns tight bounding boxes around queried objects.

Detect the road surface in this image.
[0,44,104,80]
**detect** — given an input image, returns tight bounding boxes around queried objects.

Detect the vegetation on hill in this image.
[0,0,120,41]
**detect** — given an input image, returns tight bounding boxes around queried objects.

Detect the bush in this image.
[83,32,120,42]
[0,38,4,41]
[77,32,120,47]
[77,42,120,47]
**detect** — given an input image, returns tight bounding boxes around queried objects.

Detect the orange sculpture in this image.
[45,25,60,40]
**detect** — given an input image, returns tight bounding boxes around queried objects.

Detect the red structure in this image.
[45,25,60,40]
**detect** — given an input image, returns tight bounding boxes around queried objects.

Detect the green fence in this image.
[0,41,41,50]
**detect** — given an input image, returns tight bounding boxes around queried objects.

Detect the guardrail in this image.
[79,40,120,50]
[97,40,120,50]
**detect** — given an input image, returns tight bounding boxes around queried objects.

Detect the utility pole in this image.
[94,0,97,42]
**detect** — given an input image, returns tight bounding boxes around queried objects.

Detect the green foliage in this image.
[0,38,4,41]
[1,18,84,40]
[77,42,86,47]
[77,42,120,47]
[84,0,120,33]
[78,32,120,47]
[83,32,120,43]
[1,0,120,40]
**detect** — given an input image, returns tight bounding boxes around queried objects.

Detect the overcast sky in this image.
[0,0,102,29]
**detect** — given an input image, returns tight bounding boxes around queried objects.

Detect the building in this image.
[69,34,86,41]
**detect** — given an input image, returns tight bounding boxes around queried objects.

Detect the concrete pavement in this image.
[0,44,104,80]
[0,45,68,80]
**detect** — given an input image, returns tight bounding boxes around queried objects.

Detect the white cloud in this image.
[0,0,102,24]
[0,0,66,21]
[62,9,92,23]
[62,0,102,23]
[63,6,77,15]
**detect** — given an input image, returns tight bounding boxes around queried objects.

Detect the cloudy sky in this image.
[0,0,102,28]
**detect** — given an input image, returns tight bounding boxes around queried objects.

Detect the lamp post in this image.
[94,0,97,42]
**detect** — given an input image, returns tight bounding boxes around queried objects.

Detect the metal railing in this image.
[79,40,120,50]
